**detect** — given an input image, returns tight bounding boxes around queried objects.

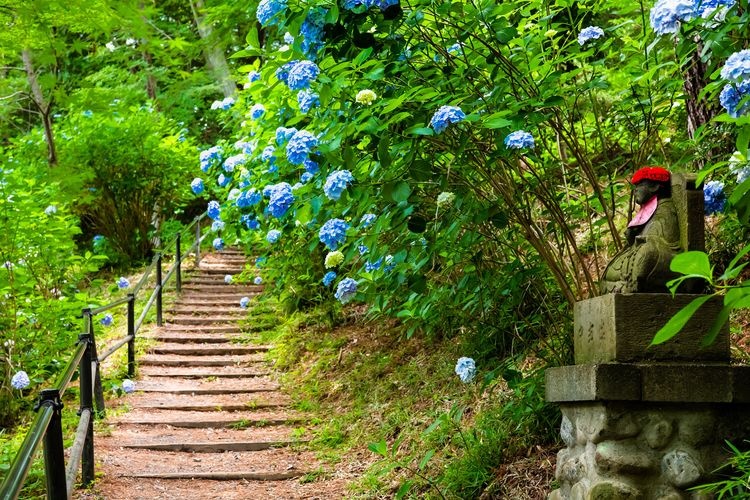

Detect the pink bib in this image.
[628,195,658,228]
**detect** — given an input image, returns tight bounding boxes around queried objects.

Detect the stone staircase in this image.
[86,249,345,499]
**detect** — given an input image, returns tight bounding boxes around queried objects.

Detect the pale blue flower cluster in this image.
[454,357,476,383]
[323,271,337,286]
[45,205,57,215]
[210,97,235,110]
[248,71,261,84]
[365,257,383,272]
[256,0,287,26]
[704,180,726,214]
[122,379,136,393]
[319,218,349,250]
[100,314,114,326]
[266,229,282,243]
[200,146,222,171]
[207,200,221,220]
[191,178,204,195]
[360,213,377,228]
[447,43,463,55]
[298,90,320,113]
[213,237,224,250]
[212,220,225,232]
[276,127,298,145]
[578,26,605,45]
[720,81,750,118]
[254,276,263,285]
[266,182,295,218]
[240,296,250,308]
[334,277,358,303]
[721,50,750,82]
[250,103,266,120]
[504,130,535,149]
[287,61,320,90]
[236,189,262,208]
[304,159,319,174]
[218,173,231,187]
[301,8,327,57]
[301,172,313,183]
[429,105,466,134]
[694,0,735,17]
[286,130,318,164]
[275,61,298,85]
[261,146,276,163]
[11,370,30,390]
[324,170,354,200]
[117,277,130,289]
[224,274,233,284]
[358,245,369,255]
[343,0,398,11]
[241,214,260,230]
[223,154,246,172]
[649,0,697,35]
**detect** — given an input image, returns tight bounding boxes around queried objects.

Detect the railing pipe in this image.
[54,342,86,400]
[78,333,95,486]
[88,296,131,316]
[195,216,202,263]
[135,285,161,334]
[0,406,53,499]
[130,255,158,298]
[156,253,163,326]
[127,293,136,378]
[38,389,66,500]
[83,310,105,417]
[65,408,91,497]
[176,233,182,292]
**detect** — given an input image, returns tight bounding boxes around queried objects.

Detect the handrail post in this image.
[194,216,201,263]
[127,293,136,378]
[176,233,182,293]
[83,309,106,417]
[78,334,95,486]
[156,253,163,326]
[37,389,66,500]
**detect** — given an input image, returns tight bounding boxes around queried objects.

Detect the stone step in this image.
[181,284,262,293]
[139,366,269,378]
[149,344,270,356]
[167,306,245,315]
[147,333,243,344]
[196,267,246,274]
[126,391,291,410]
[175,296,257,306]
[139,353,266,366]
[114,409,303,428]
[167,316,244,326]
[122,440,300,453]
[161,324,243,334]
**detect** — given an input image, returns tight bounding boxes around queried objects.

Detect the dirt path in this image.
[79,249,350,499]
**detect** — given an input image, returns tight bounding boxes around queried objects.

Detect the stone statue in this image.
[601,167,682,294]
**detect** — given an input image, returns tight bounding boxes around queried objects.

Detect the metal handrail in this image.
[0,214,206,499]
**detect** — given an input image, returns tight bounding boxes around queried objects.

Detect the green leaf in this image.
[670,251,713,281]
[377,137,391,168]
[395,480,414,500]
[701,305,731,347]
[418,449,435,470]
[368,439,388,456]
[651,295,714,345]
[384,181,411,203]
[482,113,512,129]
[405,126,434,136]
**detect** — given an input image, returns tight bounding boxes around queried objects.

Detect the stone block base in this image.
[548,401,750,499]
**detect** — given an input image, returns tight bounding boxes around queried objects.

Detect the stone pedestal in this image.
[546,293,750,499]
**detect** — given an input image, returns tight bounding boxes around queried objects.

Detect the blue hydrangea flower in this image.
[45,205,57,215]
[365,257,383,272]
[250,103,266,120]
[211,220,225,232]
[93,235,104,244]
[275,60,299,85]
[446,42,463,55]
[286,130,318,164]
[358,245,369,255]
[384,254,395,272]
[240,296,250,308]
[323,170,354,200]
[191,178,204,195]
[261,146,276,163]
[224,274,233,284]
[223,154,246,172]
[578,26,605,45]
[504,130,535,149]
[455,357,476,383]
[207,200,221,220]
[287,61,320,90]
[213,237,224,251]
[236,189,262,208]
[200,145,223,171]
[276,126,298,145]
[210,97,235,110]
[240,214,260,230]
[301,172,313,183]
[720,81,750,118]
[360,213,376,228]
[429,105,466,134]
[266,229,282,243]
[218,173,231,187]
[283,32,294,44]
[303,158,319,174]
[649,0,697,35]
[122,379,136,393]
[82,110,93,117]
[235,140,255,155]
[298,89,320,113]
[256,0,287,26]
[100,314,113,326]
[721,50,750,83]
[248,71,261,84]
[256,256,266,267]
[254,276,263,285]
[334,277,358,303]
[704,180,726,214]
[319,218,349,250]
[322,271,337,287]
[694,0,735,17]
[117,277,130,289]
[301,8,327,56]
[266,182,295,218]
[11,370,30,390]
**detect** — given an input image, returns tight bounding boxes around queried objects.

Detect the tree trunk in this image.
[21,49,57,166]
[190,0,236,98]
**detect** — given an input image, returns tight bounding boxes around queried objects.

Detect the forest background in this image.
[1,0,750,496]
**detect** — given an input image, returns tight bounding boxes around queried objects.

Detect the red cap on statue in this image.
[631,166,670,184]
